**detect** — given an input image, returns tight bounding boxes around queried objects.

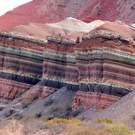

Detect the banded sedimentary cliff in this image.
[0,19,135,114]
[72,91,120,111]
[0,32,45,100]
[43,21,135,110]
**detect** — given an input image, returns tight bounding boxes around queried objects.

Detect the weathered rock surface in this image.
[72,91,120,111]
[1,0,135,31]
[41,20,135,111]
[11,18,105,42]
[79,91,135,127]
[0,32,44,100]
[0,19,135,118]
[0,87,75,119]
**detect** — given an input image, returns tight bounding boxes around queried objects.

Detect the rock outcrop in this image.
[0,19,135,116]
[0,32,45,101]
[42,20,135,110]
[72,91,120,111]
[9,18,105,43]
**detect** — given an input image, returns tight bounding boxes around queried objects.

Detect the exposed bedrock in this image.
[43,28,135,110]
[72,91,120,111]
[0,23,135,113]
[44,33,135,91]
[0,81,61,119]
[0,32,44,100]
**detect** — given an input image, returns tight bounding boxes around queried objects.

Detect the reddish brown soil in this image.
[1,0,135,31]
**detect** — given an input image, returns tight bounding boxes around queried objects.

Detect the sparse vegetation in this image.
[96,118,113,124]
[96,118,134,135]
[45,117,82,126]
[104,123,134,135]
[65,125,109,135]
[0,118,134,135]
[65,122,135,135]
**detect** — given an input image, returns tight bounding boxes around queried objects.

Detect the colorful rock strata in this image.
[0,32,45,100]
[72,91,120,111]
[43,25,135,110]
[44,31,134,92]
[16,84,57,107]
[0,21,135,110]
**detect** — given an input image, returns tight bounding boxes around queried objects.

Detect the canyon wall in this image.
[43,27,135,110]
[72,91,120,111]
[0,33,44,100]
[0,22,135,110]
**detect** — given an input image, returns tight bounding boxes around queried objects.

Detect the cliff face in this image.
[1,0,135,31]
[42,20,135,111]
[0,19,135,117]
[0,32,44,100]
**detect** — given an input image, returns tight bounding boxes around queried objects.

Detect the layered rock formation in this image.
[43,20,135,110]
[72,91,120,111]
[0,32,45,100]
[0,19,135,114]
[1,0,135,31]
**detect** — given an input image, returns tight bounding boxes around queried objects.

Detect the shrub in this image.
[105,123,133,135]
[45,118,82,126]
[96,118,113,124]
[65,123,135,135]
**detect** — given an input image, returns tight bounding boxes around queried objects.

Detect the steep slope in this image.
[81,0,135,23]
[80,91,135,127]
[43,20,135,111]
[1,0,135,31]
[0,0,91,31]
[0,19,135,119]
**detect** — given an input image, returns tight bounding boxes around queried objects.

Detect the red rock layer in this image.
[0,32,45,99]
[80,0,118,22]
[43,24,135,109]
[72,91,120,111]
[0,32,46,53]
[0,0,90,31]
[0,78,31,100]
[18,84,57,106]
[43,28,135,90]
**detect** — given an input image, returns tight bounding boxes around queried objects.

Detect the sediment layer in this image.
[72,91,120,111]
[43,27,135,110]
[0,22,134,110]
[0,32,44,99]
